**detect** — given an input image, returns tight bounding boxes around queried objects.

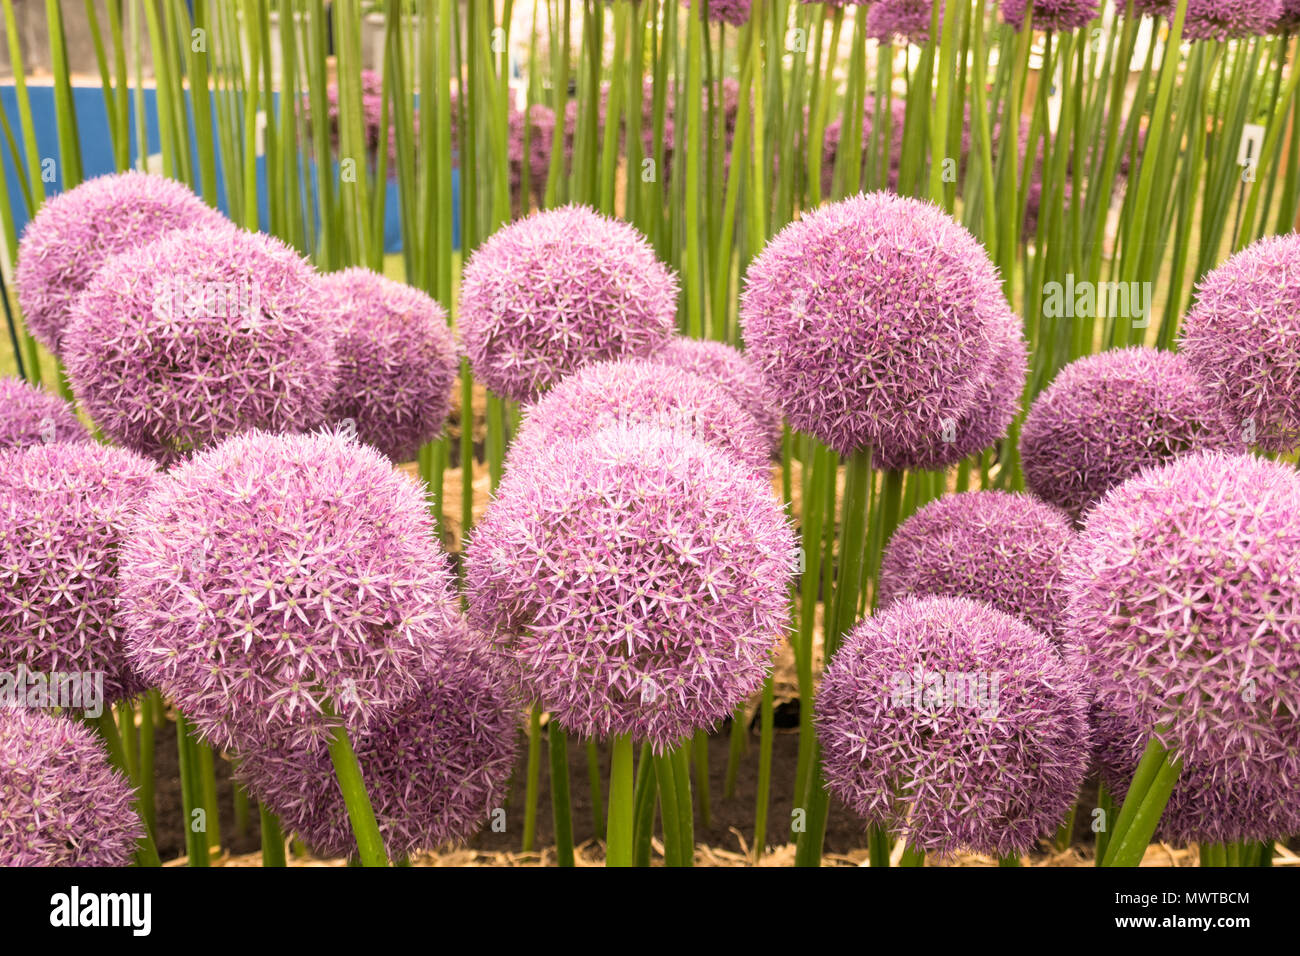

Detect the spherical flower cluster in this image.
[739,192,1011,462]
[62,226,338,466]
[650,337,784,452]
[237,625,519,861]
[0,708,143,866]
[0,442,158,704]
[880,491,1075,640]
[507,359,770,479]
[877,311,1027,472]
[1001,0,1101,30]
[320,267,459,464]
[459,206,678,403]
[0,378,88,450]
[1182,0,1282,39]
[1129,0,1172,13]
[816,595,1091,858]
[1178,234,1300,454]
[466,424,798,752]
[1020,347,1241,519]
[15,171,228,357]
[119,429,464,754]
[866,0,940,44]
[1274,0,1300,30]
[684,0,752,25]
[1064,452,1300,806]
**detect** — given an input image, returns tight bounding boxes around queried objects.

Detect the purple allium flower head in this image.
[1274,0,1300,30]
[867,0,940,44]
[1178,234,1300,454]
[650,337,784,452]
[1181,0,1282,38]
[459,206,678,403]
[15,172,229,357]
[119,429,464,754]
[0,708,143,866]
[874,309,1027,472]
[320,267,458,464]
[1065,451,1300,842]
[816,595,1091,857]
[236,624,519,861]
[1001,0,1101,30]
[880,491,1075,640]
[0,442,158,704]
[62,226,338,466]
[739,192,1010,462]
[1133,0,1283,35]
[0,378,89,450]
[507,358,771,476]
[1019,347,1243,520]
[684,0,752,25]
[1129,0,1172,13]
[466,424,798,752]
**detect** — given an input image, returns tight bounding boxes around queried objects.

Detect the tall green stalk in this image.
[549,726,575,867]
[606,734,635,866]
[326,718,389,867]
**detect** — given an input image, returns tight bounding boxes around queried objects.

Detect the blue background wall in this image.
[0,84,459,255]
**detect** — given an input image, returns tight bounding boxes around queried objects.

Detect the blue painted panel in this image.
[0,83,459,254]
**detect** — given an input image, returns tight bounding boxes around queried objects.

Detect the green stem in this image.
[176,716,209,867]
[1055,801,1078,852]
[654,742,694,867]
[796,446,875,867]
[753,673,774,860]
[671,743,694,866]
[868,825,891,867]
[866,469,905,607]
[898,844,926,867]
[793,441,829,823]
[138,691,156,838]
[325,720,388,867]
[632,741,657,868]
[522,702,542,852]
[93,711,159,867]
[260,804,287,867]
[198,741,221,851]
[548,725,575,867]
[1102,740,1182,867]
[606,733,635,867]
[1256,840,1273,867]
[655,746,681,866]
[117,700,137,782]
[1103,735,1165,861]
[1094,781,1114,865]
